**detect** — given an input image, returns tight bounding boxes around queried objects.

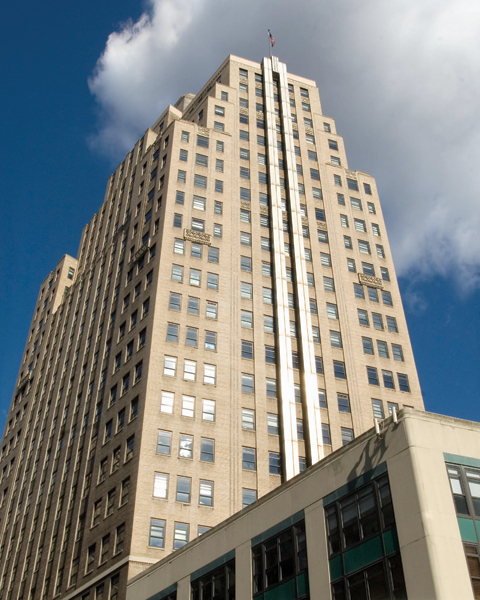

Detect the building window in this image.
[125,435,134,461]
[341,427,354,445]
[324,277,335,292]
[358,240,371,254]
[241,310,253,328]
[185,327,198,347]
[240,209,251,223]
[171,264,184,282]
[157,430,171,454]
[315,356,323,374]
[447,463,480,519]
[243,489,257,508]
[241,256,252,272]
[330,330,342,348]
[386,316,398,333]
[264,315,274,334]
[154,473,168,499]
[200,437,214,462]
[182,394,195,417]
[362,337,374,354]
[382,290,393,306]
[267,413,279,435]
[199,480,213,506]
[354,218,367,232]
[205,330,216,351]
[368,287,378,302]
[392,344,404,362]
[263,287,273,304]
[184,359,196,381]
[377,340,389,358]
[242,408,255,431]
[327,303,338,319]
[189,269,201,287]
[370,313,383,330]
[241,340,254,360]
[266,378,277,397]
[347,178,359,191]
[318,230,329,244]
[242,373,254,394]
[333,361,346,379]
[322,423,331,445]
[176,476,191,503]
[345,258,356,273]
[173,238,185,254]
[204,363,216,385]
[121,477,130,505]
[169,292,181,311]
[240,231,252,246]
[337,393,350,413]
[207,273,219,289]
[178,434,193,459]
[241,281,253,299]
[382,369,395,389]
[318,389,327,408]
[172,523,189,550]
[166,322,179,342]
[269,451,281,475]
[372,399,385,419]
[252,520,307,594]
[397,373,410,392]
[202,399,215,421]
[367,366,379,386]
[243,447,256,470]
[191,560,235,598]
[325,474,406,598]
[149,519,165,548]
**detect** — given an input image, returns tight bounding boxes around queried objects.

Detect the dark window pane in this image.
[365,562,389,600]
[341,497,360,548]
[358,486,380,538]
[347,571,368,600]
[389,554,408,600]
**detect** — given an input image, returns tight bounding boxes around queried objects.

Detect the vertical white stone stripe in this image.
[263,57,299,480]
[276,61,324,466]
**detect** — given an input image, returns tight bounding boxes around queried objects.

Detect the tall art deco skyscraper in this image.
[0,55,424,599]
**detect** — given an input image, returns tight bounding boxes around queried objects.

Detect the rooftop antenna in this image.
[391,406,398,424]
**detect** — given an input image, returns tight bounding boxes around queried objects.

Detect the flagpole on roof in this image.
[268,29,275,59]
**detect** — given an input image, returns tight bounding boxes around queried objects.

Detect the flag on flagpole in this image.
[268,29,275,47]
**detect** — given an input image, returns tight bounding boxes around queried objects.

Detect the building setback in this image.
[0,55,424,599]
[127,409,480,600]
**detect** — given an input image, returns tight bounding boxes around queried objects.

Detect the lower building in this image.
[126,408,480,600]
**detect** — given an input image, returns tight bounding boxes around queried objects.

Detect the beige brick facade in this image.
[0,55,423,599]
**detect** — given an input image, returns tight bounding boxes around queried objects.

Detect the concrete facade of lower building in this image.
[127,409,480,600]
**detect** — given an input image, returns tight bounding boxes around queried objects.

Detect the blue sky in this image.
[1,0,479,432]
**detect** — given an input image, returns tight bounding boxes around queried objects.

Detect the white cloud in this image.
[88,0,480,288]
